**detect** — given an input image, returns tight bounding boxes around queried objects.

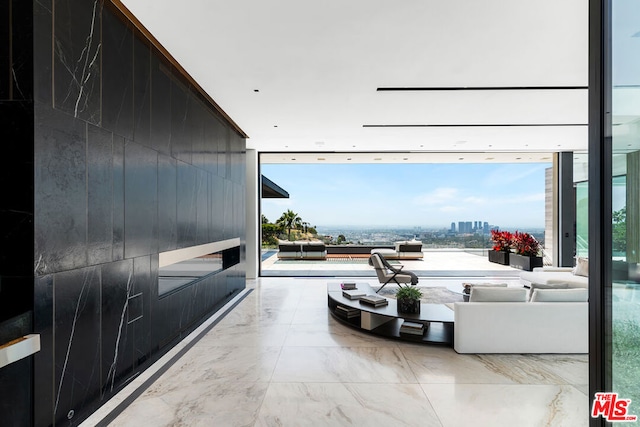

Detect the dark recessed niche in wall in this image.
[158,242,240,297]
[223,246,240,270]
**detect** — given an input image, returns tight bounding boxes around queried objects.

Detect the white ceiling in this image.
[120,0,589,160]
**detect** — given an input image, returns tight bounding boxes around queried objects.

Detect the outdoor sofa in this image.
[371,240,423,260]
[277,241,327,260]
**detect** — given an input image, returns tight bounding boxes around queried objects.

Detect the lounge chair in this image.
[368,253,419,293]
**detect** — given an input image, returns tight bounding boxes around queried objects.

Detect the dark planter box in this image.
[397,298,420,314]
[488,250,510,265]
[509,253,543,271]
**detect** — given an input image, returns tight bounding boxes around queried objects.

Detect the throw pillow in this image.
[530,288,588,302]
[528,282,569,300]
[469,287,528,302]
[573,257,589,277]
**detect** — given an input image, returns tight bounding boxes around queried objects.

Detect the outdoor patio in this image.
[261,248,524,278]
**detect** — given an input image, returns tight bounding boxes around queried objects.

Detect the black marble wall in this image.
[2,1,246,426]
[0,1,35,426]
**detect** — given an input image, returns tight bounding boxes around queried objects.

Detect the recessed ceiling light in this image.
[516,157,522,160]
[347,158,352,161]
[291,158,296,161]
[458,157,464,160]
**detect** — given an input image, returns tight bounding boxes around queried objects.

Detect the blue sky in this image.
[261,162,551,229]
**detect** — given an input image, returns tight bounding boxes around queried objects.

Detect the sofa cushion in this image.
[519,269,588,288]
[573,257,589,277]
[528,282,569,300]
[530,288,588,302]
[469,287,528,302]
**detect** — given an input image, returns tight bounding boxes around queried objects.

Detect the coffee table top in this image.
[328,282,454,323]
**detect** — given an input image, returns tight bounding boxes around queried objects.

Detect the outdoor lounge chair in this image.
[368,253,419,293]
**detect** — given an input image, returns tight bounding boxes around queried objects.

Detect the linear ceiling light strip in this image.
[362,124,588,128]
[377,86,588,91]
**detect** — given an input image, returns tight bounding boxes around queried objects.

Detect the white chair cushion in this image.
[469,287,528,302]
[530,288,588,302]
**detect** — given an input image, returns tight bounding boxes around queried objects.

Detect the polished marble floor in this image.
[103,277,589,427]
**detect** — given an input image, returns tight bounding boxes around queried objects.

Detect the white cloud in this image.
[413,187,459,205]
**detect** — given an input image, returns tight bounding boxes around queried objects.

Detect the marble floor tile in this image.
[399,344,527,384]
[474,353,589,385]
[283,322,399,347]
[196,323,291,348]
[256,382,443,427]
[421,383,589,427]
[290,306,333,325]
[109,381,269,427]
[158,346,282,385]
[271,346,416,383]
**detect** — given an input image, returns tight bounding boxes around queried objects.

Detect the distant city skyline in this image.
[261,162,551,229]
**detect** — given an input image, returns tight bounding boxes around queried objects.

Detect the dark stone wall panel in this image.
[34,275,54,427]
[132,255,152,364]
[113,135,125,260]
[34,103,87,274]
[53,267,101,425]
[0,312,33,427]
[101,259,135,396]
[176,162,197,247]
[216,123,228,178]
[1,0,33,101]
[158,154,177,252]
[33,0,52,105]
[133,36,151,147]
[149,56,171,155]
[210,175,225,242]
[124,141,158,258]
[88,124,114,265]
[170,79,192,164]
[53,0,102,124]
[195,169,209,245]
[102,10,133,139]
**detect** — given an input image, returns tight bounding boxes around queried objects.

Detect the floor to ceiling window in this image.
[609,0,640,416]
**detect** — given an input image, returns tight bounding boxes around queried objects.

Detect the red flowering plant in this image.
[490,230,513,252]
[512,231,541,257]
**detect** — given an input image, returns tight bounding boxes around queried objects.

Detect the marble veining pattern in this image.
[106,278,590,426]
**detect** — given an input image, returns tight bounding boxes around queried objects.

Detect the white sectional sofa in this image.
[453,287,588,354]
[519,267,588,289]
[519,257,589,289]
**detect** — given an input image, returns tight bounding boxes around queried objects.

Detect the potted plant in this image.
[509,231,543,271]
[488,230,513,265]
[396,286,422,314]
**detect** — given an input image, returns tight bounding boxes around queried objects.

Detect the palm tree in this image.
[277,209,302,240]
